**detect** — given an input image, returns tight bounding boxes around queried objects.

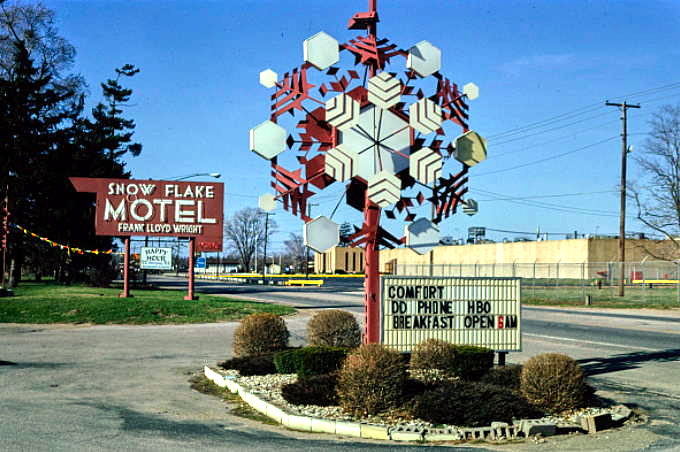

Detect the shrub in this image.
[410,339,494,380]
[480,364,523,391]
[218,354,276,376]
[453,345,495,380]
[273,346,348,377]
[307,310,361,348]
[520,353,588,414]
[281,374,339,406]
[337,344,407,416]
[233,313,289,357]
[410,381,542,427]
[410,339,456,372]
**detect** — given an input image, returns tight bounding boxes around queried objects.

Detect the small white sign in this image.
[381,276,521,352]
[140,247,172,270]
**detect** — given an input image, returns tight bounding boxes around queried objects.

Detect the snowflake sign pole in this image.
[249,0,488,343]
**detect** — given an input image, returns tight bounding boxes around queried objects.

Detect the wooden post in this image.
[120,237,131,298]
[184,237,197,300]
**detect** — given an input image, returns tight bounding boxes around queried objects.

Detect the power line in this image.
[490,119,619,158]
[486,80,680,142]
[474,136,618,177]
[472,187,633,218]
[489,111,612,146]
[471,189,617,202]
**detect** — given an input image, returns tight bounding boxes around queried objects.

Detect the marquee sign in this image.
[70,177,224,252]
[382,276,521,352]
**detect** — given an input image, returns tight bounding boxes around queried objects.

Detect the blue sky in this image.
[44,0,680,251]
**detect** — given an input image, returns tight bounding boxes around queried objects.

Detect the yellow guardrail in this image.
[284,279,324,286]
[195,273,363,279]
[632,279,679,284]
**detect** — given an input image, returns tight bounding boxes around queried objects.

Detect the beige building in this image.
[314,246,364,274]
[315,238,678,279]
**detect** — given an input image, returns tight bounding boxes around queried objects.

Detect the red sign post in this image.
[70,177,224,298]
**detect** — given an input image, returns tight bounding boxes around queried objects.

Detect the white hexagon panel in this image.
[409,147,442,185]
[409,98,442,135]
[325,145,359,182]
[366,171,401,208]
[455,131,488,167]
[463,198,478,216]
[303,31,339,71]
[259,69,278,88]
[303,216,339,253]
[258,193,277,212]
[367,72,401,109]
[463,82,479,100]
[406,40,441,77]
[340,105,410,179]
[249,120,287,160]
[325,94,360,130]
[405,218,440,255]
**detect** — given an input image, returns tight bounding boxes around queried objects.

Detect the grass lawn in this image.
[522,285,680,309]
[0,281,295,324]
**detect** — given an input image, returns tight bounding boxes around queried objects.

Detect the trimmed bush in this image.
[410,339,456,372]
[410,339,494,380]
[307,310,361,348]
[410,381,542,427]
[273,346,348,378]
[337,344,407,416]
[218,354,276,376]
[281,374,338,406]
[480,364,523,391]
[453,345,495,380]
[520,353,588,414]
[233,313,289,357]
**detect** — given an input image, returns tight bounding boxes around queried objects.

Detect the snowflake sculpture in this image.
[248,1,487,342]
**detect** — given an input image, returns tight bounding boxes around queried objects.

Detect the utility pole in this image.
[606,100,640,297]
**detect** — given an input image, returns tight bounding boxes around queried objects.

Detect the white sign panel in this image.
[140,247,172,270]
[381,276,521,352]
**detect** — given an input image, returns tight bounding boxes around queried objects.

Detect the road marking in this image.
[523,333,659,351]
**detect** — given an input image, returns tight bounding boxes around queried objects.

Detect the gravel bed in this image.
[218,368,621,432]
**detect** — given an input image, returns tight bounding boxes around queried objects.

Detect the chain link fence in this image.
[393,261,680,306]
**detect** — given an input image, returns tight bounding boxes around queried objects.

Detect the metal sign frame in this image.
[381,276,521,353]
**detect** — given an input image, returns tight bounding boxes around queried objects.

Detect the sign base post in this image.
[119,237,132,298]
[184,237,198,301]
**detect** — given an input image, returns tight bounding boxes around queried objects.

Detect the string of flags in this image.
[11,223,123,256]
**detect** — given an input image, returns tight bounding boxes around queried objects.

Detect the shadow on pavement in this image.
[578,348,680,376]
[0,361,71,369]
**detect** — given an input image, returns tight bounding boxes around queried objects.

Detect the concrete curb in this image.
[203,366,631,443]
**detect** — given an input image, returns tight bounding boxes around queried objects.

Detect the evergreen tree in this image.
[339,221,353,247]
[0,39,78,285]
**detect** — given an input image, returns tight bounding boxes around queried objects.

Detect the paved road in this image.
[1,276,679,451]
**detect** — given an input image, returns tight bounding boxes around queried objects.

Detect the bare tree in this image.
[0,1,82,90]
[223,208,277,272]
[632,103,680,260]
[283,233,306,273]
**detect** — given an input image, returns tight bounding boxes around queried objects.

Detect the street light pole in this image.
[305,203,318,277]
[261,212,274,281]
[170,172,221,181]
